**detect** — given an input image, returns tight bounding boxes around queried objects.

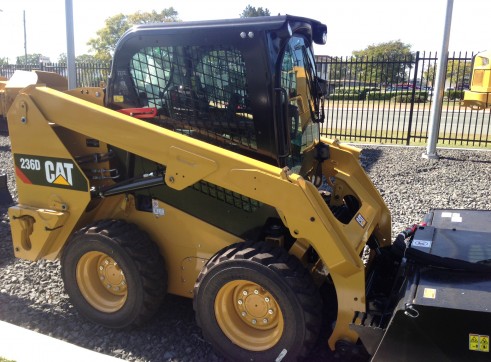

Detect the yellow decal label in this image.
[113,95,124,103]
[480,335,489,352]
[423,288,436,299]
[469,334,489,352]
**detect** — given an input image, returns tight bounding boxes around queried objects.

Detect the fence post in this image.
[406,51,420,145]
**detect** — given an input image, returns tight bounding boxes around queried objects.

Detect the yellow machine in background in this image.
[462,49,491,109]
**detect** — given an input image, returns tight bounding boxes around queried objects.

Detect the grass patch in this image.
[324,99,484,111]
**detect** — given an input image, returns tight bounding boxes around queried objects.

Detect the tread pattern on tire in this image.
[193,240,323,360]
[63,219,167,328]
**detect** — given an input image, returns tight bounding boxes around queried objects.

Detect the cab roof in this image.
[120,15,327,45]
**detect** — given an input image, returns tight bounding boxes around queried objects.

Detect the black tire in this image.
[193,240,322,362]
[61,219,167,329]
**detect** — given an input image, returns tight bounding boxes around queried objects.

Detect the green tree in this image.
[352,40,414,84]
[424,60,472,88]
[15,53,44,65]
[324,57,353,81]
[76,54,98,63]
[58,53,97,63]
[87,9,180,62]
[58,53,67,63]
[240,5,271,17]
[0,57,8,66]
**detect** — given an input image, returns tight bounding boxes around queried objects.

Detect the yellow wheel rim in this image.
[76,251,127,313]
[215,280,284,351]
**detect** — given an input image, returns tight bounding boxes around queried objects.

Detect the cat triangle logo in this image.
[53,174,70,186]
[45,161,74,187]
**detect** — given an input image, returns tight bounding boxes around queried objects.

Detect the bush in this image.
[329,88,428,102]
[366,92,395,101]
[365,90,428,102]
[332,87,381,100]
[334,87,361,95]
[392,91,428,103]
[445,90,464,100]
[328,94,360,101]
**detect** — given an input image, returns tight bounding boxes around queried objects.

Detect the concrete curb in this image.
[0,321,124,362]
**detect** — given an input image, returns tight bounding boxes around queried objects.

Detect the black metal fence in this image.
[1,55,490,147]
[316,51,490,147]
[0,62,110,88]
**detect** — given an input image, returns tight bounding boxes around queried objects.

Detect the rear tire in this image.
[194,240,322,361]
[61,219,166,329]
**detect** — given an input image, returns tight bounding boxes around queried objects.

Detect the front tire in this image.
[61,219,166,329]
[194,241,322,361]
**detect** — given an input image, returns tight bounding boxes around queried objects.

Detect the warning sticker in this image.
[480,335,490,352]
[423,288,436,299]
[152,199,165,217]
[355,213,367,228]
[412,239,432,248]
[470,334,479,351]
[451,213,463,222]
[113,95,124,103]
[441,212,462,222]
[469,334,489,352]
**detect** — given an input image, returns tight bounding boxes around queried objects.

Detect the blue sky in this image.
[0,0,488,62]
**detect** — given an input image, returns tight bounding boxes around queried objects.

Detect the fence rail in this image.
[316,51,490,147]
[1,55,490,147]
[0,62,110,88]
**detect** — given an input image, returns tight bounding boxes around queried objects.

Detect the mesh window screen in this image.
[130,45,257,150]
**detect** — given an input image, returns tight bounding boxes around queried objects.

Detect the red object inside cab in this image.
[117,107,157,119]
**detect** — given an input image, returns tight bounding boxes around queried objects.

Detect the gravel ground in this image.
[0,133,490,361]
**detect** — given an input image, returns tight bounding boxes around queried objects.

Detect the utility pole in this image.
[24,10,27,67]
[65,0,76,89]
[422,0,454,160]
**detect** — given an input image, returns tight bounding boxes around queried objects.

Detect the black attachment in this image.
[311,143,330,188]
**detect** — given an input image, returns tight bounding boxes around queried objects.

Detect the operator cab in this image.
[106,15,327,171]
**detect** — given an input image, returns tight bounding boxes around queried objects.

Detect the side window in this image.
[281,37,319,158]
[280,36,320,171]
[129,45,256,150]
[197,49,248,107]
[281,45,298,95]
[281,39,303,151]
[130,47,173,107]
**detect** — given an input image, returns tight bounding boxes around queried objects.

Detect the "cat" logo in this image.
[45,161,74,186]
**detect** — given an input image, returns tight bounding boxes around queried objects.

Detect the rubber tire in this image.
[61,219,167,329]
[193,240,322,362]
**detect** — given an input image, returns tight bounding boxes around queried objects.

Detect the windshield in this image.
[280,35,320,172]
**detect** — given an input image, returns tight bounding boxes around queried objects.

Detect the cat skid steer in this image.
[4,16,491,361]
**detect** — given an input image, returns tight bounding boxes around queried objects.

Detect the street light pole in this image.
[422,0,454,159]
[23,10,27,67]
[65,0,76,89]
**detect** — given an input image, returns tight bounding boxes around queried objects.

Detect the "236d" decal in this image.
[14,154,88,191]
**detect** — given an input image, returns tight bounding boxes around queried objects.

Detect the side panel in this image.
[83,194,243,298]
[7,96,91,260]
